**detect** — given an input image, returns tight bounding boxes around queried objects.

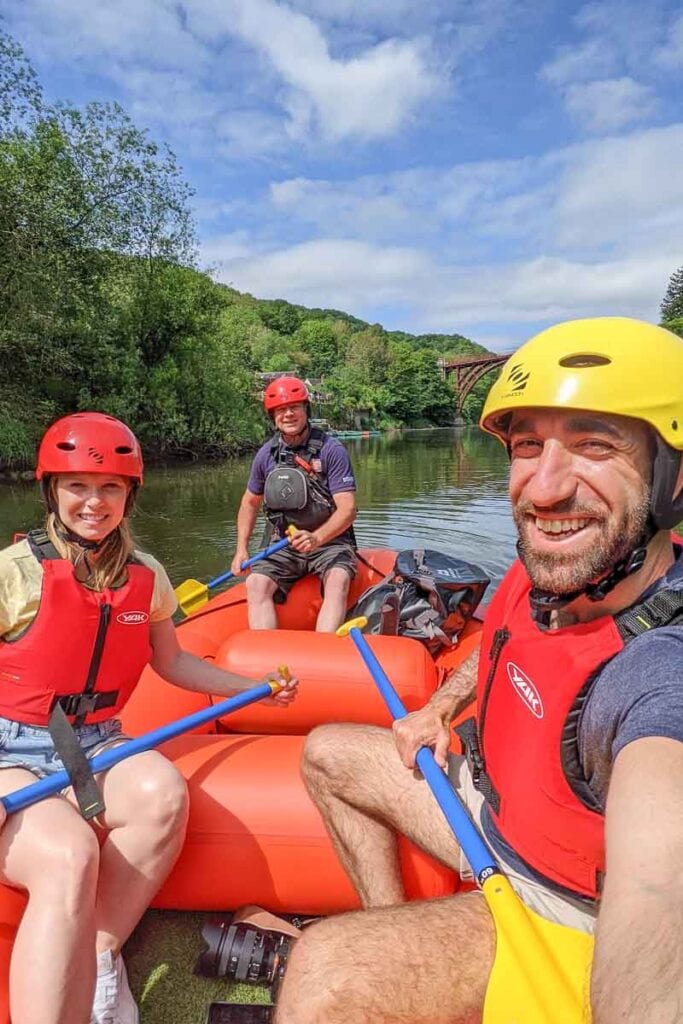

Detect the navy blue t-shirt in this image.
[482,548,683,896]
[247,432,356,497]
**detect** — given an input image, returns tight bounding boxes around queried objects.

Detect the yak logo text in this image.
[506,662,544,719]
[116,611,149,625]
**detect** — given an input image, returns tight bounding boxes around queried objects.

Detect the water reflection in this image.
[0,428,517,601]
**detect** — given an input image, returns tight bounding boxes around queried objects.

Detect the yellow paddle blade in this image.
[482,874,594,1023]
[174,578,209,617]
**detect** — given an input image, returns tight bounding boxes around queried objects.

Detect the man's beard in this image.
[513,487,651,595]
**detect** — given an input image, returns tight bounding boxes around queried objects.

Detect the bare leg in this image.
[245,573,279,630]
[315,566,351,633]
[0,768,100,1024]
[276,891,495,1024]
[86,750,189,953]
[302,724,463,907]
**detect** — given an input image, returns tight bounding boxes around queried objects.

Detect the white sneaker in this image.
[91,949,139,1024]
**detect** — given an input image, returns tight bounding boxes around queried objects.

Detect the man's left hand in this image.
[289,529,321,554]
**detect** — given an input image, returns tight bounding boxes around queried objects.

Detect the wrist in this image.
[429,690,459,723]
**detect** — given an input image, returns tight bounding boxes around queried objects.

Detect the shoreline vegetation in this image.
[0,30,494,474]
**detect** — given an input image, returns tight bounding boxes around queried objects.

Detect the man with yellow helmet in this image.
[272,318,683,1024]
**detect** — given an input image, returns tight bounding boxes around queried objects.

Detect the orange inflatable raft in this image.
[0,549,480,1021]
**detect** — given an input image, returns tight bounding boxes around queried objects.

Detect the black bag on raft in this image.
[348,549,490,655]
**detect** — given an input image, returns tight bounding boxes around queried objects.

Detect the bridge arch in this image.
[438,354,509,419]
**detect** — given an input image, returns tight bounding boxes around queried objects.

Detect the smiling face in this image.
[508,408,653,595]
[54,473,130,543]
[273,401,308,442]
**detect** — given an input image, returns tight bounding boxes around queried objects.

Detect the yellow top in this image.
[0,538,178,641]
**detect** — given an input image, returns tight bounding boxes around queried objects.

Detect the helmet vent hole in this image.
[559,354,611,368]
[56,442,76,452]
[88,447,104,464]
[114,445,133,454]
[672,420,679,431]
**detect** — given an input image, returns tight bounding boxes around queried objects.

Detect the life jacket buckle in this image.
[54,691,117,718]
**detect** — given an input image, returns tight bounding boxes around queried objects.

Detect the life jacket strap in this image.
[454,716,501,815]
[52,690,119,718]
[616,589,683,640]
[47,702,106,820]
[26,528,60,561]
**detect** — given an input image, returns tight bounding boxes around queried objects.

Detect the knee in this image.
[135,766,189,835]
[32,826,100,901]
[302,725,343,783]
[323,568,350,598]
[246,573,276,603]
[276,928,347,1023]
[302,725,364,797]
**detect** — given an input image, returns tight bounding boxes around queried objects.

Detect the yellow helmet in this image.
[480,317,683,530]
[481,317,683,449]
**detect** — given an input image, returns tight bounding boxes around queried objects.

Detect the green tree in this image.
[258,298,303,335]
[294,319,338,376]
[345,327,389,384]
[660,266,683,325]
[0,30,198,462]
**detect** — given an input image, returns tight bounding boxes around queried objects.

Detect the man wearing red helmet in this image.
[231,376,358,632]
[0,413,298,1024]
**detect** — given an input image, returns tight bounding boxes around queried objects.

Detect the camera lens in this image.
[195,918,291,994]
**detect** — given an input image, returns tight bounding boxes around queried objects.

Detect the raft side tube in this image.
[152,734,459,914]
[214,631,439,733]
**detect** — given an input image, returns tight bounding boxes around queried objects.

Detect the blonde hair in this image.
[45,477,136,590]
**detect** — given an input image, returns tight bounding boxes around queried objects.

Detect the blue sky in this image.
[3,0,683,351]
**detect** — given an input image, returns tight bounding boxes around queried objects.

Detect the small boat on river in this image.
[0,548,481,1021]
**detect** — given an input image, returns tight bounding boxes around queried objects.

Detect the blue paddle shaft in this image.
[348,627,497,882]
[207,535,291,590]
[1,680,275,815]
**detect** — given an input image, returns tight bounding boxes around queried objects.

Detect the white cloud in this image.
[538,1,675,134]
[214,238,431,305]
[563,77,657,133]
[202,121,683,335]
[200,231,254,266]
[5,0,205,70]
[554,123,683,247]
[539,38,616,86]
[201,0,442,142]
[655,12,683,69]
[6,0,443,150]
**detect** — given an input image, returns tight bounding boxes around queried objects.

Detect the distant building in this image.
[254,372,330,403]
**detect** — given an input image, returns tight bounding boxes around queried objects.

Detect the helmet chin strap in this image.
[53,520,107,553]
[525,533,651,627]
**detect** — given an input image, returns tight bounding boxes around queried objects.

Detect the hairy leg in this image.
[0,768,100,1024]
[246,573,280,630]
[86,750,189,953]
[302,724,462,907]
[316,566,351,633]
[276,891,495,1024]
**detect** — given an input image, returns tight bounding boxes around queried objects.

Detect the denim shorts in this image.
[0,716,127,784]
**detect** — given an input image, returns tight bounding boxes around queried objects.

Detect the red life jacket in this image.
[458,549,683,899]
[0,531,154,726]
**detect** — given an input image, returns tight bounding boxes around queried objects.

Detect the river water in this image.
[0,427,517,604]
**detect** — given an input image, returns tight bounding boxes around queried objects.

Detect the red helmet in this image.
[263,376,309,413]
[36,413,144,484]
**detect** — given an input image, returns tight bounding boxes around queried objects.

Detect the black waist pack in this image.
[349,549,490,655]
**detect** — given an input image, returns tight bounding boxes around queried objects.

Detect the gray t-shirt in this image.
[482,547,683,896]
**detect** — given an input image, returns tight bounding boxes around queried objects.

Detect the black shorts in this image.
[250,540,358,603]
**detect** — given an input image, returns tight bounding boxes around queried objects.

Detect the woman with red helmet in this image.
[0,413,297,1024]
